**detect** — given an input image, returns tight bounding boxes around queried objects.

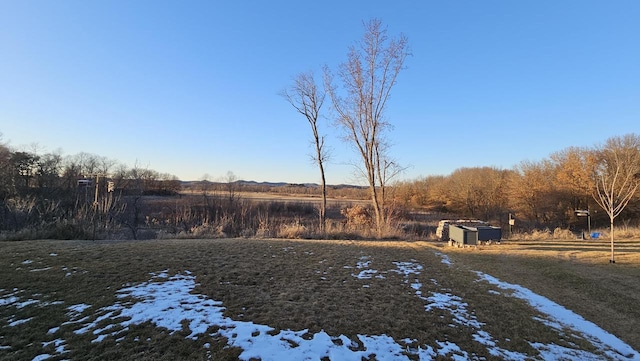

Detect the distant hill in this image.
[180,180,365,190]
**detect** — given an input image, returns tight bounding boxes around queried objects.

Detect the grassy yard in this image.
[0,238,638,360]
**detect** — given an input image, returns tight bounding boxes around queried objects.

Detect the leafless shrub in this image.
[513,229,552,241]
[341,205,372,227]
[552,228,575,239]
[278,222,309,239]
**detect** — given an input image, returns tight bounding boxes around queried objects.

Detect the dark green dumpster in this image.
[449,225,478,246]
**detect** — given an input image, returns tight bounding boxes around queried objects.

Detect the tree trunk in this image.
[369,185,383,238]
[610,218,615,263]
[318,159,326,233]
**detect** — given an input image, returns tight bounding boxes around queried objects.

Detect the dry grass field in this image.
[1,237,638,360]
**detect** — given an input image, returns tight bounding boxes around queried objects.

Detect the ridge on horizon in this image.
[180,179,365,189]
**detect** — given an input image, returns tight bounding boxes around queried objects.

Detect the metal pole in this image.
[94,174,99,206]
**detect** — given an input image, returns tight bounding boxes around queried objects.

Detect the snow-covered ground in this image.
[2,251,639,361]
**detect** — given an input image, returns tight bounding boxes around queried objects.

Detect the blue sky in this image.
[1,1,639,185]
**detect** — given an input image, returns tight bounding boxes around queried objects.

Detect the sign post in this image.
[574,210,590,239]
[508,213,515,237]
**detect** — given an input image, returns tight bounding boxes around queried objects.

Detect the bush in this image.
[341,205,371,227]
[278,222,308,239]
[0,220,93,241]
[552,228,575,239]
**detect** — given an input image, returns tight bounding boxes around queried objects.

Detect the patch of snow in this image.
[31,354,52,361]
[22,260,33,265]
[42,339,67,354]
[41,300,64,307]
[530,342,607,361]
[476,271,640,360]
[391,261,423,278]
[31,267,52,272]
[434,252,452,266]
[49,253,58,257]
[16,299,39,309]
[0,295,19,306]
[67,303,91,315]
[355,256,372,269]
[9,317,33,326]
[152,269,170,278]
[352,269,378,279]
[69,272,462,360]
[425,292,482,328]
[435,340,469,360]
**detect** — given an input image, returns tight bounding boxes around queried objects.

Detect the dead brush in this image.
[552,227,575,239]
[277,221,309,239]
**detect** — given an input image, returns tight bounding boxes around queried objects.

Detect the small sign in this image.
[509,219,515,226]
[574,210,590,217]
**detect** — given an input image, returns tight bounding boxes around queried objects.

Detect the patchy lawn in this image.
[1,238,638,360]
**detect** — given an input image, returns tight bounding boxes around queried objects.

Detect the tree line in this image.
[281,18,640,262]
[0,139,180,238]
[392,134,640,262]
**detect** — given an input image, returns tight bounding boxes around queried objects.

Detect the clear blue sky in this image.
[1,1,639,185]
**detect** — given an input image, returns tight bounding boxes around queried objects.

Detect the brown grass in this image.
[427,238,640,351]
[0,238,638,360]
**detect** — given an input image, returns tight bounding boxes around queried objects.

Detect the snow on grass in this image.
[476,271,640,360]
[30,267,52,272]
[31,354,52,361]
[0,295,19,307]
[68,262,552,359]
[4,251,638,360]
[67,303,91,315]
[389,260,532,360]
[69,272,428,360]
[42,338,67,355]
[8,317,32,327]
[351,256,383,280]
[0,289,40,310]
[434,252,452,266]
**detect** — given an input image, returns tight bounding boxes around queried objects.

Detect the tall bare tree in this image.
[0,136,14,200]
[590,134,640,263]
[224,170,238,205]
[281,71,328,231]
[324,19,409,237]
